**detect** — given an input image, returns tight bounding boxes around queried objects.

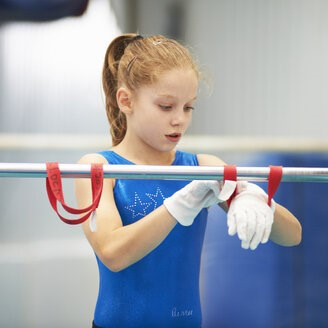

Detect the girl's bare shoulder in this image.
[77,153,109,164]
[197,153,227,166]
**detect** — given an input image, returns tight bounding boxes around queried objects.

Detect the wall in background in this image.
[136,0,328,138]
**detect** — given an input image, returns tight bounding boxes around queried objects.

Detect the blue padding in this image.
[201,153,328,328]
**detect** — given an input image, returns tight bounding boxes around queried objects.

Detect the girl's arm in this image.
[74,153,177,272]
[269,203,302,246]
[197,154,302,246]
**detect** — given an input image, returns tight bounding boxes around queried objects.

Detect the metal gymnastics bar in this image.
[0,163,328,182]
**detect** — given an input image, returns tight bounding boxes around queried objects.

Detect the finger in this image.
[250,212,265,250]
[236,181,248,193]
[191,180,219,198]
[227,211,237,236]
[258,209,269,243]
[218,180,237,201]
[206,181,221,198]
[245,208,257,243]
[236,210,248,241]
[261,211,274,243]
[191,180,210,197]
[203,193,221,208]
[241,239,250,249]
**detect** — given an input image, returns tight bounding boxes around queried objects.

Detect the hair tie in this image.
[115,35,144,62]
[130,35,144,43]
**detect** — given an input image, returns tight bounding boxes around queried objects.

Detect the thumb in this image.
[218,180,237,201]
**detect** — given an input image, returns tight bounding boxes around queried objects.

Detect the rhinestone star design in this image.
[125,192,152,219]
[145,187,166,209]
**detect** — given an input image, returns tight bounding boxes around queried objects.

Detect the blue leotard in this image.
[93,150,208,328]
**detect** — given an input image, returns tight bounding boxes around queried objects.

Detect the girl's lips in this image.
[165,134,181,142]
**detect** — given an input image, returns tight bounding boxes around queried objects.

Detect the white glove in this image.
[164,180,237,226]
[227,183,276,250]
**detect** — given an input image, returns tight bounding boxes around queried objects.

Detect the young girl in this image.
[74,34,302,328]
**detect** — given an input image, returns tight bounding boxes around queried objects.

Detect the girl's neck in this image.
[111,138,176,165]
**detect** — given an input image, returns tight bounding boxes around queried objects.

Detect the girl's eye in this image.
[159,105,172,110]
[185,106,195,112]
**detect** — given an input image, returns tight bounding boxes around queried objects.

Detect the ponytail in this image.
[102,34,139,146]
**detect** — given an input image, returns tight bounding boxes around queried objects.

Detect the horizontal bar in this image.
[0,163,328,182]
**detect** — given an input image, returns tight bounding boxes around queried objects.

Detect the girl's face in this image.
[128,68,198,153]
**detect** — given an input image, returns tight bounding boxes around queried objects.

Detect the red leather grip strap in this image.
[46,162,104,225]
[223,165,237,207]
[267,165,283,206]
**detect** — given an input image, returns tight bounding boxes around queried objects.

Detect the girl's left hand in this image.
[227,183,276,250]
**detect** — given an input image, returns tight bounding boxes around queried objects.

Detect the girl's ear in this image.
[116,87,133,115]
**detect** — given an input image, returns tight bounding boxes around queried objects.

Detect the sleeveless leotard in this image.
[93,150,208,328]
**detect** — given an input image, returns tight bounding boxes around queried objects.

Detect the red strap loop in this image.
[224,165,283,208]
[46,162,104,225]
[267,165,283,206]
[223,165,237,207]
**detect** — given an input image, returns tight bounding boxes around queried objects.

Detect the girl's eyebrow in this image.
[157,94,176,99]
[157,94,197,101]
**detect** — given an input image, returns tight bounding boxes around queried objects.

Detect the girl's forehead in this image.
[158,68,197,83]
[145,69,198,95]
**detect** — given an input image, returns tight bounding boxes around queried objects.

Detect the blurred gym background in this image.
[0,0,327,327]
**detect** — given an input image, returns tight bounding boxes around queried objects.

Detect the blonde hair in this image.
[102,34,200,146]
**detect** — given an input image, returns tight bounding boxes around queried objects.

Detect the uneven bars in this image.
[0,163,328,182]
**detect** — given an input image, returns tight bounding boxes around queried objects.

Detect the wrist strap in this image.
[223,165,237,207]
[267,165,283,206]
[224,165,282,207]
[46,162,104,225]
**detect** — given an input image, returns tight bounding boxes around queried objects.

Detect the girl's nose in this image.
[171,108,187,126]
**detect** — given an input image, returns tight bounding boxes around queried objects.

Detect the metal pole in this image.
[0,163,328,182]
